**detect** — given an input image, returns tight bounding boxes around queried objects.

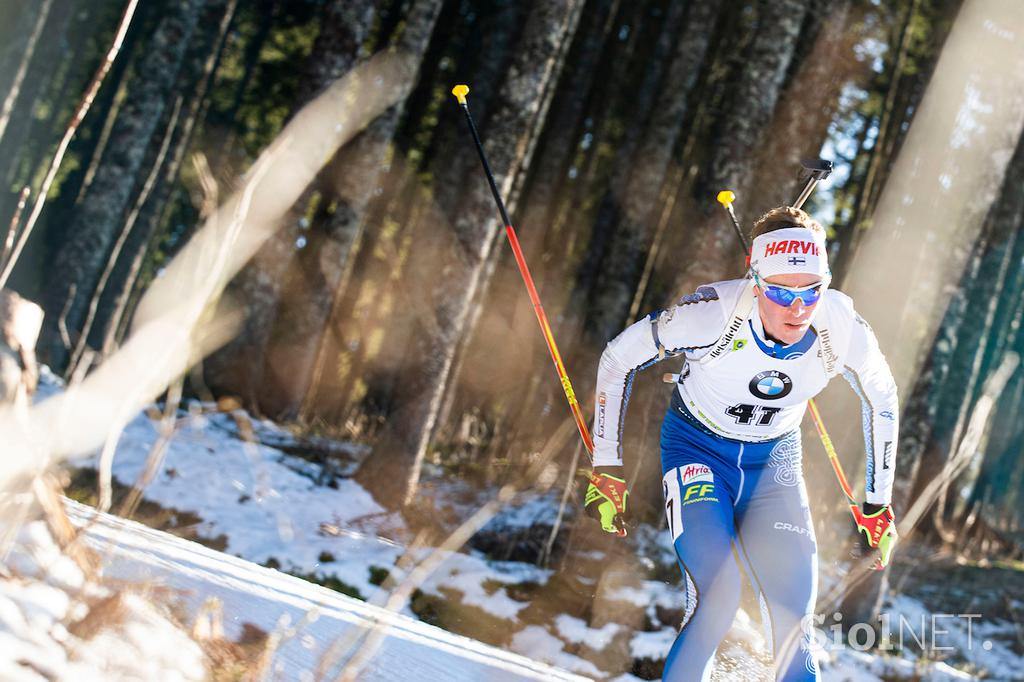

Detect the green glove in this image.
[853,502,898,569]
[584,466,629,536]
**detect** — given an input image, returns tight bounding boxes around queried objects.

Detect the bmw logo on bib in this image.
[749,370,793,400]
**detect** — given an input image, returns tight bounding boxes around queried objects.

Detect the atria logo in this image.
[679,463,713,485]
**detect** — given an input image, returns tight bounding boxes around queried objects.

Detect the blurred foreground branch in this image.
[0,50,411,492]
[318,417,577,681]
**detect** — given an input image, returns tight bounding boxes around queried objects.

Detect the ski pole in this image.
[809,399,886,570]
[788,160,889,568]
[781,160,856,512]
[789,159,891,570]
[792,158,833,211]
[450,84,595,458]
[716,169,863,525]
[806,399,857,507]
[716,191,749,254]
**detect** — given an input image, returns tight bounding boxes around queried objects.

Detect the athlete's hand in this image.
[583,466,629,536]
[852,503,897,570]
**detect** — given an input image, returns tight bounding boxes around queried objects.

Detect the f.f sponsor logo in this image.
[683,483,715,502]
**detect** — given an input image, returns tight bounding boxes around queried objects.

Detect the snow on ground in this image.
[62,499,589,682]
[1,519,206,682]
[630,627,675,661]
[65,399,559,628]
[70,403,404,602]
[880,594,1022,680]
[510,625,606,678]
[427,554,549,619]
[823,649,975,682]
[555,614,622,650]
[32,369,1022,680]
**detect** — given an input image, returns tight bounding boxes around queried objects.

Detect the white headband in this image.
[749,227,829,279]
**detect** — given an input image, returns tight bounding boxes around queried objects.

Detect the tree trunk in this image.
[92,0,239,358]
[672,0,812,294]
[433,0,623,438]
[304,0,530,425]
[201,0,382,410]
[40,0,207,372]
[833,0,919,282]
[0,0,54,153]
[66,96,184,375]
[444,0,670,463]
[745,0,862,215]
[259,0,443,419]
[232,1,275,100]
[572,0,691,344]
[908,131,1024,524]
[848,0,1024,555]
[0,0,73,224]
[585,0,725,343]
[937,133,1024,525]
[355,0,585,509]
[426,0,588,448]
[69,46,135,209]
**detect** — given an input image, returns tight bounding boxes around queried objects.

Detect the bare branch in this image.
[0,0,141,289]
[0,0,54,145]
[68,96,184,375]
[0,186,30,273]
[0,50,409,492]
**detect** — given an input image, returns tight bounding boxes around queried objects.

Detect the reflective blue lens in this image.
[762,284,822,307]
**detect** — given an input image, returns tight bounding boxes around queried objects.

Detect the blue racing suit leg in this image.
[735,430,820,681]
[660,464,741,681]
[659,408,820,681]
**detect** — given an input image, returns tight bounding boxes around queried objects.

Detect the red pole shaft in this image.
[504,224,595,455]
[807,398,858,505]
[452,85,595,458]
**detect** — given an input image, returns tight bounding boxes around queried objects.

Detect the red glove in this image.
[852,503,897,570]
[583,466,629,536]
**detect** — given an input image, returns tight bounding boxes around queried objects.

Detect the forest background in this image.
[2,0,1024,668]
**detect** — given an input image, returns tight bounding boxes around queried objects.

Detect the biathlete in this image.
[583,207,899,681]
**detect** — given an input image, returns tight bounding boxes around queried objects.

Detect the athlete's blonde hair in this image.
[750,206,825,240]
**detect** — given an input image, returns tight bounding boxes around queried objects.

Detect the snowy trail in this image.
[64,499,590,682]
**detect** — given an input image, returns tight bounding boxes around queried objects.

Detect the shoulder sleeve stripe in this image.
[616,354,661,457]
[649,312,665,360]
[842,365,877,493]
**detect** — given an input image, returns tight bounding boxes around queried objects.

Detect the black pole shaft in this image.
[458,102,513,228]
[793,160,833,209]
[793,177,822,210]
[726,206,750,255]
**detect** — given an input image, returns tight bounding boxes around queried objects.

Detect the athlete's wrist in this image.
[862,501,889,515]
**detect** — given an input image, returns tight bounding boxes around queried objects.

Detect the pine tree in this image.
[355,0,586,508]
[260,0,444,419]
[41,0,209,371]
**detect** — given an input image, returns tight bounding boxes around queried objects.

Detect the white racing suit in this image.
[592,278,899,681]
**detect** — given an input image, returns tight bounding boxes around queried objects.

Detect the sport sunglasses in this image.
[752,270,830,307]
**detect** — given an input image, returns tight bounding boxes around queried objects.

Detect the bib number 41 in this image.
[726,403,781,426]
